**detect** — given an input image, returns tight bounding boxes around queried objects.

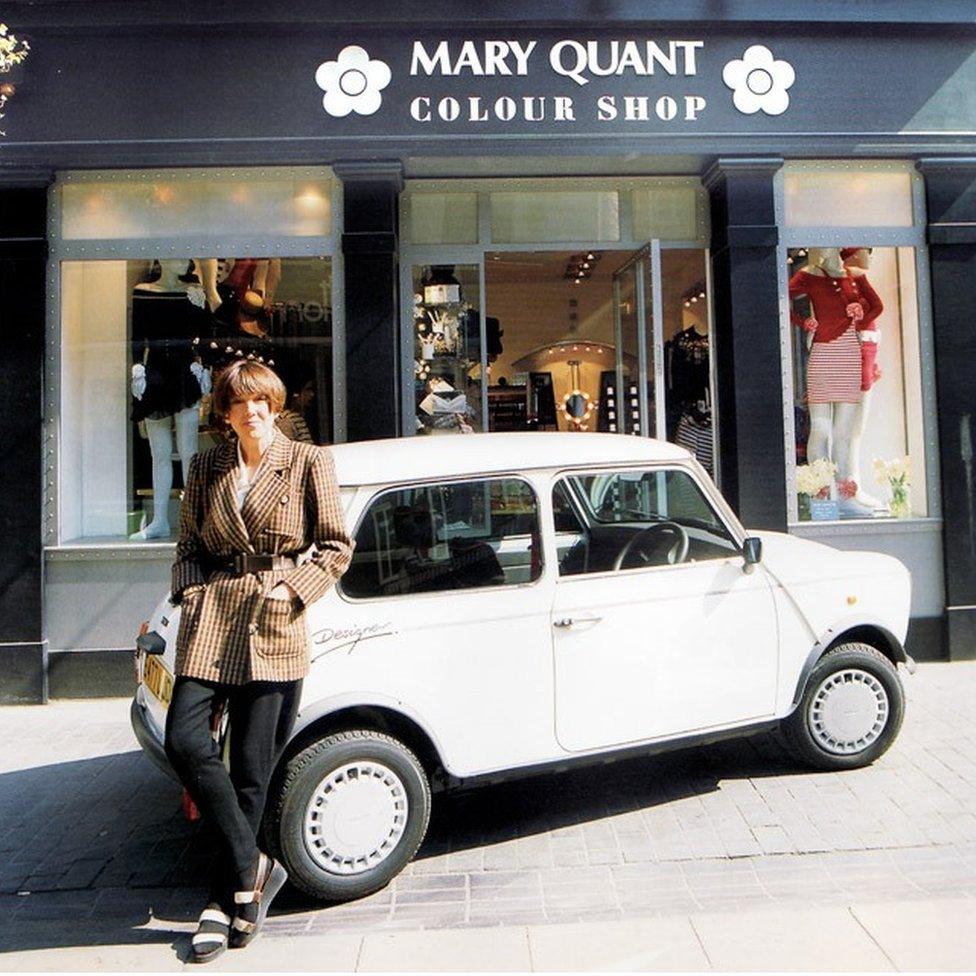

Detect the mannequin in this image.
[789,247,884,517]
[204,257,283,372]
[130,259,211,540]
[842,246,886,510]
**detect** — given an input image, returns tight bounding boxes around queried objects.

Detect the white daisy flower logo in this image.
[315,45,391,117]
[722,45,796,116]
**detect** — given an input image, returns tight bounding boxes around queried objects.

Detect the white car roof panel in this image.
[329,433,693,487]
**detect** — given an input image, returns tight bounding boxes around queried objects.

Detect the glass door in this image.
[611,243,662,437]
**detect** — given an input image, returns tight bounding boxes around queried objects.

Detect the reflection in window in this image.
[342,478,542,598]
[554,468,737,576]
[59,256,332,543]
[788,246,926,521]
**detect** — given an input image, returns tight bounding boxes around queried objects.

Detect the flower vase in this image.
[890,485,911,519]
[798,494,811,521]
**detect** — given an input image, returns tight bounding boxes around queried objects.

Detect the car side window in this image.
[553,468,739,577]
[341,477,543,599]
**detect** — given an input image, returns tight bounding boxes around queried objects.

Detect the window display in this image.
[787,246,926,521]
[59,256,332,543]
[412,264,483,434]
[342,477,542,598]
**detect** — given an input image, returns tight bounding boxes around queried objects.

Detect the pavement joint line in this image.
[688,913,715,970]
[847,904,899,971]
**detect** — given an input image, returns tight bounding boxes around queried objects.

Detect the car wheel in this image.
[267,729,431,902]
[782,642,905,772]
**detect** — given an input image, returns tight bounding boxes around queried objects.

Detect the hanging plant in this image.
[0,23,31,135]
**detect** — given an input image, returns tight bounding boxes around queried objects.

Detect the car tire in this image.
[267,729,431,902]
[782,642,905,772]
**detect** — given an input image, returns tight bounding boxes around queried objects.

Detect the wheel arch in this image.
[791,621,909,709]
[276,702,449,791]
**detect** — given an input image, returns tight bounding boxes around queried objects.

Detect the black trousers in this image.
[165,676,301,900]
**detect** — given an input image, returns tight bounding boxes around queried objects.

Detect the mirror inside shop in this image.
[60,256,332,544]
[411,249,715,475]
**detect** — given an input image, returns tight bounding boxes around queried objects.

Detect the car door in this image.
[550,465,779,753]
[333,474,556,775]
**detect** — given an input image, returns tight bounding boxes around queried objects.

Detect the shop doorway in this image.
[407,247,716,477]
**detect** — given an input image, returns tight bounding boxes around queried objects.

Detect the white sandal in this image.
[190,904,231,963]
[230,852,288,949]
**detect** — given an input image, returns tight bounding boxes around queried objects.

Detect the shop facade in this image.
[2,2,975,702]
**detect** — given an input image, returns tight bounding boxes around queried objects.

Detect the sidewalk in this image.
[0,897,973,971]
[0,663,974,970]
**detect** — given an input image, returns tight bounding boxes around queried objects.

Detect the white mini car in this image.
[132,433,914,902]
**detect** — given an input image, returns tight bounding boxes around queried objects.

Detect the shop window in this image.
[553,468,738,576]
[784,166,914,228]
[787,246,927,521]
[632,183,704,241]
[412,263,484,434]
[342,478,542,598]
[59,168,334,240]
[490,191,620,243]
[406,193,479,244]
[59,256,333,543]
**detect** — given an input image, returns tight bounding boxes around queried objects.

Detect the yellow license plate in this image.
[144,654,174,707]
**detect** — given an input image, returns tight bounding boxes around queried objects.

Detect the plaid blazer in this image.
[172,430,354,684]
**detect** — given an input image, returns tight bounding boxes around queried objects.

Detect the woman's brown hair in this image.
[212,359,287,418]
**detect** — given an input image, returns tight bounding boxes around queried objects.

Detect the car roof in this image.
[329,433,693,487]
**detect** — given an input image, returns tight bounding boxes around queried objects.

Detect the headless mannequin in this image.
[130,259,203,541]
[843,247,886,511]
[797,248,867,512]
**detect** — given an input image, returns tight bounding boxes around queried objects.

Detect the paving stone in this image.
[394,873,467,892]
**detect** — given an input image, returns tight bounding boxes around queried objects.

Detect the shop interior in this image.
[412,248,714,470]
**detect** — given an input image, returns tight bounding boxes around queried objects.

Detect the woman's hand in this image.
[268,582,298,602]
[802,316,818,334]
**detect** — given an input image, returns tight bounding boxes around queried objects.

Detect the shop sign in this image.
[8,26,974,148]
[313,36,797,129]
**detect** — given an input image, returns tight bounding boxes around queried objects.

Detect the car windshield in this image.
[556,467,738,554]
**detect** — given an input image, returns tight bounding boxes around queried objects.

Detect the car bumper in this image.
[130,693,179,783]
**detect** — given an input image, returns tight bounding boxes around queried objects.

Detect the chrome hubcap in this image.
[809,668,889,755]
[303,761,408,875]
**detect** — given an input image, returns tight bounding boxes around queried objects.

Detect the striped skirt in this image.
[807,326,862,404]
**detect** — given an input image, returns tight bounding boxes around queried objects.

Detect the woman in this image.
[165,359,353,962]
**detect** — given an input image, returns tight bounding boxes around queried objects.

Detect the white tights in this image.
[130,405,199,540]
[808,394,884,508]
[807,402,859,481]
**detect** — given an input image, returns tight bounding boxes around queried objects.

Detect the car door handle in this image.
[553,616,602,629]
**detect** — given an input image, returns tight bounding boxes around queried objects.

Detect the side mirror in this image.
[742,537,762,573]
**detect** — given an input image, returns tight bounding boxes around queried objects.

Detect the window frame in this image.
[549,461,745,581]
[337,473,547,604]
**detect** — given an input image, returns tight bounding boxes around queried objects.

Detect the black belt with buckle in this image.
[213,554,299,575]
